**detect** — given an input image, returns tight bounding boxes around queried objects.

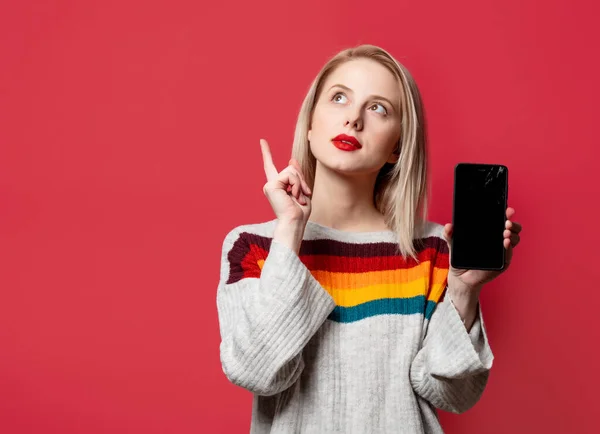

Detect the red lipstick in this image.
[331,134,362,151]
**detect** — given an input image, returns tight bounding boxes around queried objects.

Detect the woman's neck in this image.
[308,162,389,232]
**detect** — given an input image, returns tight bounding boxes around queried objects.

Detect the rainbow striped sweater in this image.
[216,219,494,434]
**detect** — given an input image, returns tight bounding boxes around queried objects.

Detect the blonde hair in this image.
[291,44,429,260]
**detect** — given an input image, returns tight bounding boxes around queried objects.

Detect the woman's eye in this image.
[371,103,387,115]
[332,92,387,115]
[332,93,347,103]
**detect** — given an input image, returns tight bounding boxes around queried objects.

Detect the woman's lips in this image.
[332,140,361,151]
[331,134,362,151]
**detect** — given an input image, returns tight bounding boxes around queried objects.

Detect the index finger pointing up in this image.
[260,139,279,181]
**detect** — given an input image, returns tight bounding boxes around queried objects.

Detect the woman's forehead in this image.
[323,59,400,100]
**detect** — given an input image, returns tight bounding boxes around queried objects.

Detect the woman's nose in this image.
[345,114,363,130]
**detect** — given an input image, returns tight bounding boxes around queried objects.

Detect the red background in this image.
[1,0,598,433]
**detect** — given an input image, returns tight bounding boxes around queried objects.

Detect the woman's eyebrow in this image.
[328,84,397,112]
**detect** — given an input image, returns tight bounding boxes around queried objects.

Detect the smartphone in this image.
[451,163,509,271]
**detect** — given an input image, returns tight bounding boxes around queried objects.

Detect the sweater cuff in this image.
[465,303,488,357]
[426,296,494,378]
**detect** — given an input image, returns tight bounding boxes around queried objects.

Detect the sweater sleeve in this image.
[216,227,336,396]
[409,237,495,414]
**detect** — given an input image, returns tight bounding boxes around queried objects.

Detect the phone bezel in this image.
[450,162,509,271]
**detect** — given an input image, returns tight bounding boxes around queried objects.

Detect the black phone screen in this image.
[451,163,508,270]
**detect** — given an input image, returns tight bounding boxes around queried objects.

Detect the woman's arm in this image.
[216,224,335,396]
[409,292,494,414]
[409,235,494,414]
[411,209,522,413]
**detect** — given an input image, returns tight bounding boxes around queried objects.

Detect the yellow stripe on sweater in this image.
[310,262,447,289]
[259,257,449,306]
[430,268,449,302]
[325,280,448,307]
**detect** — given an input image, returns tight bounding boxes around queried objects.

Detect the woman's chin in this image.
[316,158,378,177]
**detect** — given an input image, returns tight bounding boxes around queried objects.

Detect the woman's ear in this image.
[308,129,312,142]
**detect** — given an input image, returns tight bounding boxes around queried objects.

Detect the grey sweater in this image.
[216,219,494,433]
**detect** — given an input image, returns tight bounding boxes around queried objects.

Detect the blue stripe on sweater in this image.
[328,296,438,323]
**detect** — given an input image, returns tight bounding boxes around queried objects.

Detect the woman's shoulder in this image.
[221,218,279,246]
[417,220,445,241]
[220,218,446,246]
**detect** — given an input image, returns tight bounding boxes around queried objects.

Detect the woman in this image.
[216,44,522,433]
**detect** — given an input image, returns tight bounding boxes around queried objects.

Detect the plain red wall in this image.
[1,0,598,433]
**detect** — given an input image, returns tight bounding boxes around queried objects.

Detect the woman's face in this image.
[308,58,403,176]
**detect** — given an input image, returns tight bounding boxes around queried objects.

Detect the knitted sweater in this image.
[216,219,494,434]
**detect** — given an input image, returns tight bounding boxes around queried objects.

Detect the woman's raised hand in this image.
[260,138,312,225]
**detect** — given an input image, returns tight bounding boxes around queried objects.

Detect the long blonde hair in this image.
[291,44,429,260]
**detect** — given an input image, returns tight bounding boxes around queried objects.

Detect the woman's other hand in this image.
[260,138,312,225]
